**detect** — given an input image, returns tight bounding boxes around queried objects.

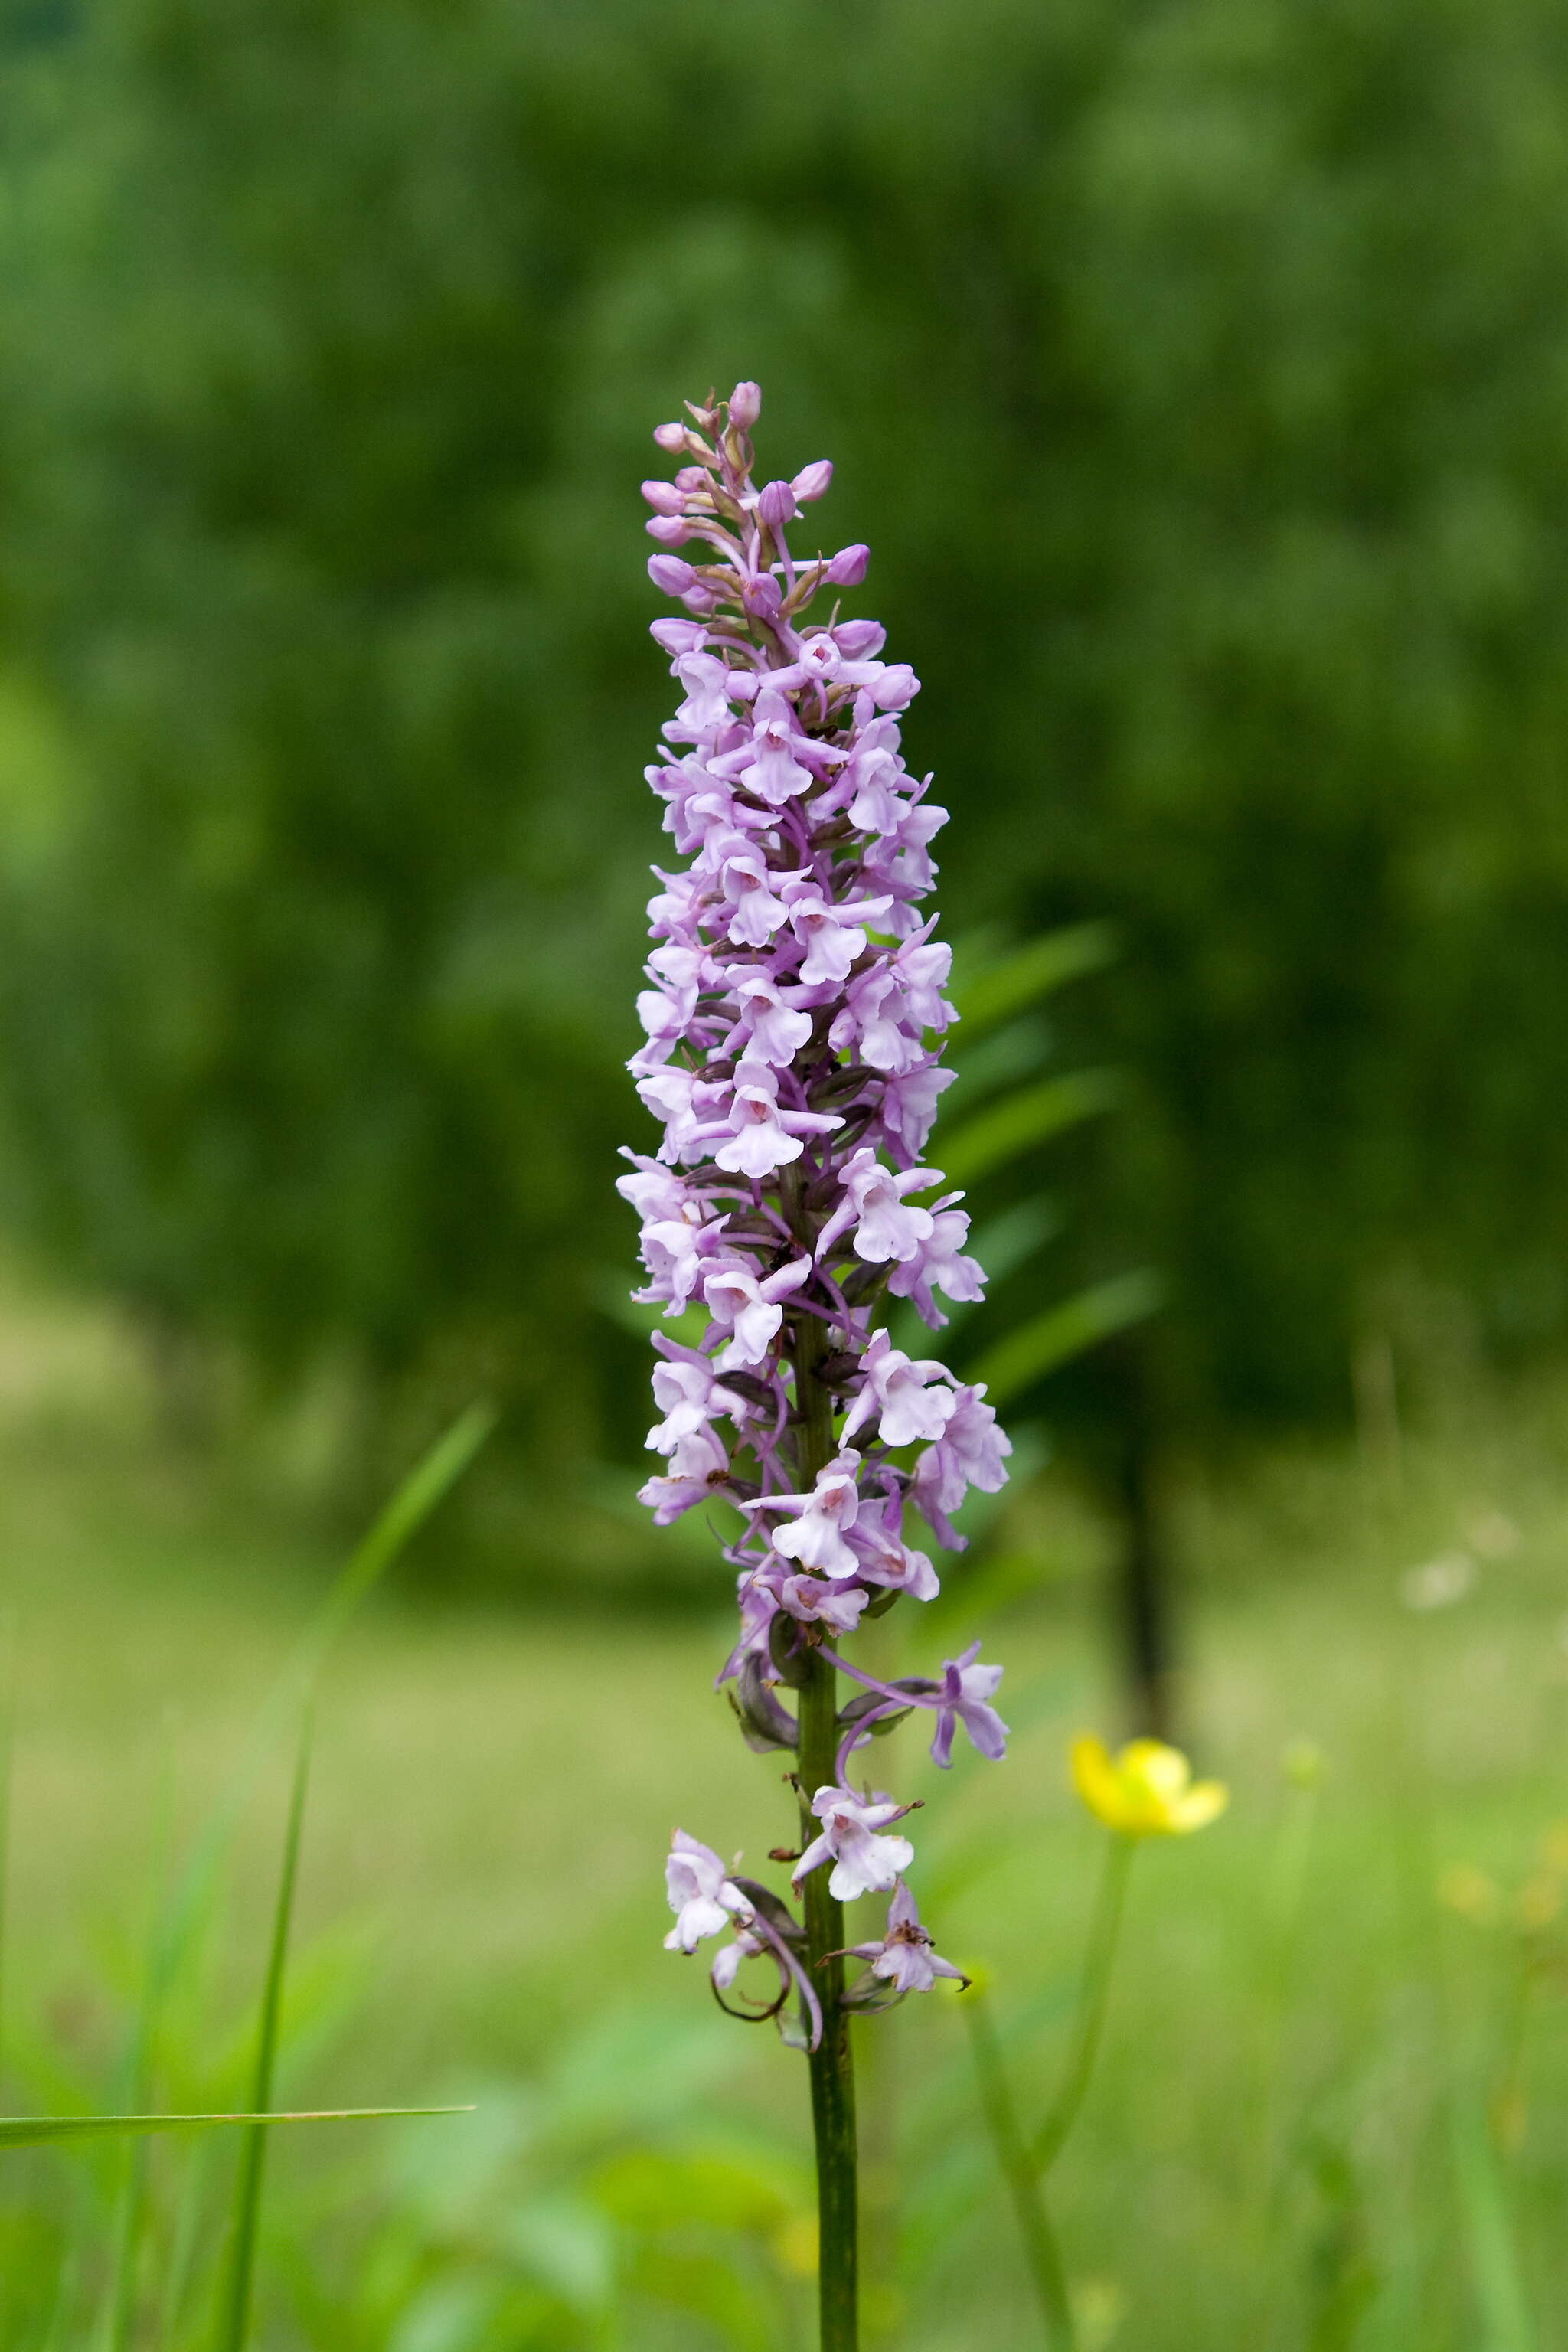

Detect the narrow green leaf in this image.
[0,1611,15,2079]
[301,1398,498,1669]
[948,1015,1054,1109]
[217,1706,314,2352]
[1451,2098,1538,2352]
[954,923,1119,1037]
[0,2108,470,2149]
[157,1401,496,1989]
[939,1070,1122,1187]
[967,1272,1162,1406]
[100,1733,180,2352]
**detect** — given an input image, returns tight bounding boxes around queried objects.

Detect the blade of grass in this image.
[99,1727,180,2352]
[0,2108,471,2149]
[955,923,1119,1037]
[0,1609,15,2084]
[1450,2096,1538,2352]
[967,1272,1162,1407]
[155,1403,495,2001]
[158,2135,215,2349]
[964,1989,1076,2349]
[39,2252,80,2352]
[77,1409,488,2345]
[215,1704,313,2352]
[939,1070,1122,1187]
[298,1400,498,1671]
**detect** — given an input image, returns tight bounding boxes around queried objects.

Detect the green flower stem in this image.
[1033,1831,1134,2175]
[791,1305,858,2352]
[965,1989,1075,2350]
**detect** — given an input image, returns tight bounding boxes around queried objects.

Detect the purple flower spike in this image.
[627,383,1011,2039]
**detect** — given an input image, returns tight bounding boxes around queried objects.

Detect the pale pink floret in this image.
[711,1060,841,1180]
[784,887,892,987]
[841,1881,969,1992]
[723,972,814,1067]
[710,837,803,949]
[633,1202,730,1315]
[841,1328,957,1450]
[848,1490,940,1600]
[887,1197,986,1326]
[665,1829,748,1952]
[710,1925,766,1990]
[806,1145,936,1270]
[702,1254,811,1369]
[929,1642,1009,1769]
[779,1573,870,1633]
[880,1060,956,1161]
[834,966,925,1074]
[615,1151,692,1226]
[912,1383,1013,1543]
[743,1452,864,1579]
[638,1425,731,1524]
[646,1355,748,1453]
[792,1786,916,1903]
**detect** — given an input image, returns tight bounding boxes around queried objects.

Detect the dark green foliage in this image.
[0,0,1565,1505]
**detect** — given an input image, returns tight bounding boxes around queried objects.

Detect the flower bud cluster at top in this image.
[622,382,1011,2016]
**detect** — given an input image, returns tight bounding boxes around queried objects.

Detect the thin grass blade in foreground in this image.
[152,1401,496,2004]
[0,1609,16,2077]
[0,2107,470,2149]
[216,1703,314,2352]
[99,1734,180,2352]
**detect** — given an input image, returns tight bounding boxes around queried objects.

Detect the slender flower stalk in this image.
[965,1986,1077,2352]
[623,382,1012,2349]
[969,1734,1227,2340]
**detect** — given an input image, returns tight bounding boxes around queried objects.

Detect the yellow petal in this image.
[1070,1735,1123,1829]
[1122,1740,1191,1805]
[1168,1779,1228,1834]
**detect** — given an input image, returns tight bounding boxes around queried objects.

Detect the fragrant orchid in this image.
[624,381,1014,2344]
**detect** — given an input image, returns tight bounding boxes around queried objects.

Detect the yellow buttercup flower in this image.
[1070,1734,1228,1838]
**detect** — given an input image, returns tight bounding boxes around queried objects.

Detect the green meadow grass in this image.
[1,1272,1567,2347]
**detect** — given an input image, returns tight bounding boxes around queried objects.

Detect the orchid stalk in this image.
[623,381,1012,2350]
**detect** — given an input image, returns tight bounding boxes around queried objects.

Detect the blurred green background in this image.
[2,0,1568,2344]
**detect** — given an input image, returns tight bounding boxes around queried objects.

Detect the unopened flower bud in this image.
[675,466,711,493]
[826,544,871,586]
[729,1654,799,1753]
[834,619,886,660]
[649,617,710,655]
[647,515,694,546]
[728,381,763,430]
[653,421,688,452]
[744,572,783,619]
[642,479,685,516]
[756,479,798,529]
[792,459,834,503]
[648,554,699,594]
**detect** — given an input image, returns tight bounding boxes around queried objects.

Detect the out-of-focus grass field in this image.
[3,1266,1568,2349]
